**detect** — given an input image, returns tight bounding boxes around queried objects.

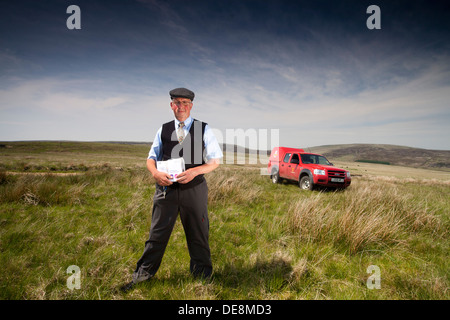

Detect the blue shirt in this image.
[148,116,223,162]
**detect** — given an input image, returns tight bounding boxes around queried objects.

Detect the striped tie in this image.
[177,122,185,143]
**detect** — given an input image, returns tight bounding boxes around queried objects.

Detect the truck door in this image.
[279,152,291,178]
[287,153,301,180]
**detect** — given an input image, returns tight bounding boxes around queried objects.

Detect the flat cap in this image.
[169,88,195,101]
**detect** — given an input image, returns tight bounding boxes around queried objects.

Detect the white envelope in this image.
[156,158,185,182]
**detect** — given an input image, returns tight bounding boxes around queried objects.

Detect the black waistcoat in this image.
[161,119,207,187]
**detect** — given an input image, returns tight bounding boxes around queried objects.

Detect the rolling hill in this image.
[1,141,449,170]
[221,143,450,170]
[305,144,450,169]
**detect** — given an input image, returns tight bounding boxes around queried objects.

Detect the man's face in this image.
[171,98,193,121]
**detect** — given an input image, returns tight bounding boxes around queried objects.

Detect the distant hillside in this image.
[1,141,448,170]
[306,144,450,169]
[220,143,450,170]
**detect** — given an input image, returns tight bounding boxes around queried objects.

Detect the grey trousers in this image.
[132,179,212,283]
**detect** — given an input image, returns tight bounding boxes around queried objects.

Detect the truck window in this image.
[290,154,300,164]
[283,153,291,163]
[301,154,312,164]
[300,154,332,165]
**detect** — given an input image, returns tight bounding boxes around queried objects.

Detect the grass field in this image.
[0,141,448,300]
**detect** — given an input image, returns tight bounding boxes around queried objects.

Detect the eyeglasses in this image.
[171,100,192,107]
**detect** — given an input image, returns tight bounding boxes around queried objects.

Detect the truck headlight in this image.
[314,169,326,175]
[346,171,351,178]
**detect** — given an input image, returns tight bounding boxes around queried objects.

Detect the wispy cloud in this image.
[190,47,450,150]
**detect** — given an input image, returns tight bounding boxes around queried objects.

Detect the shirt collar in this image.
[175,116,192,128]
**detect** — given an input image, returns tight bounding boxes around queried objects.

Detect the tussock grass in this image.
[206,167,263,206]
[286,180,444,254]
[0,173,88,206]
[366,175,450,186]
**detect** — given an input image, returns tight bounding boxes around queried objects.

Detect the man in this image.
[121,88,222,292]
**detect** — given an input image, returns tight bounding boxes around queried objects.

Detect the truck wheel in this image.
[271,169,280,184]
[299,175,314,190]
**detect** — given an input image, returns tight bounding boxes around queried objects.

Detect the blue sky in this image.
[1,0,449,150]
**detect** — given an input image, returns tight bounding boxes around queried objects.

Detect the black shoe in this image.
[193,273,213,283]
[120,281,135,293]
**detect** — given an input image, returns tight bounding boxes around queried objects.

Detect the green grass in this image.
[0,141,448,299]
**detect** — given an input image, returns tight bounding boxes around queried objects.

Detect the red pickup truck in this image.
[267,147,351,190]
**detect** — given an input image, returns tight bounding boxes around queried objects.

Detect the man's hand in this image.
[177,159,220,184]
[153,170,173,186]
[176,168,198,184]
[147,159,173,186]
